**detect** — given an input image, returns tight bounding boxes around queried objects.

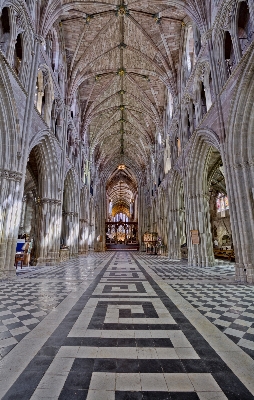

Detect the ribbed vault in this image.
[106,167,137,216]
[55,1,191,207]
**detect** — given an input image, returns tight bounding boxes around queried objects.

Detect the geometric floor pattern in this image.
[140,255,236,282]
[171,283,254,360]
[0,253,112,360]
[0,252,254,399]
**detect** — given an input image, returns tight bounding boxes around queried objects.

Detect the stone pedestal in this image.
[59,249,70,262]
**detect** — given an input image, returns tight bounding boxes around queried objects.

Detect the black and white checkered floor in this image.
[171,284,254,359]
[0,252,254,399]
[139,255,236,282]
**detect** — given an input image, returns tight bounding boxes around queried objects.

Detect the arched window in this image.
[14,34,23,76]
[216,193,229,213]
[193,103,196,130]
[224,31,235,78]
[0,8,10,55]
[193,23,201,57]
[238,1,253,54]
[46,33,53,63]
[201,82,207,117]
[186,26,196,74]
[176,138,181,157]
[167,90,173,120]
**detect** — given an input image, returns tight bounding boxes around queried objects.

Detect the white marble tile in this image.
[164,373,194,392]
[188,373,222,392]
[86,390,115,400]
[115,373,141,391]
[140,373,168,391]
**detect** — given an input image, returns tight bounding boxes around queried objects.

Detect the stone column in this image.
[201,62,212,111]
[94,184,106,252]
[137,186,145,245]
[0,170,23,276]
[185,193,215,267]
[18,195,27,236]
[61,211,79,257]
[168,208,181,260]
[36,198,62,265]
[79,219,89,253]
[223,162,254,283]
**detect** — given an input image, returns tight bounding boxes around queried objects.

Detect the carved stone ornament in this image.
[222,6,233,31]
[202,29,213,43]
[16,13,24,35]
[196,61,210,82]
[40,198,62,205]
[181,93,191,105]
[170,119,179,133]
[0,169,22,182]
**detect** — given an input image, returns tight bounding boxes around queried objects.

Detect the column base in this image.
[235,263,247,282]
[70,253,79,259]
[36,253,60,266]
[246,264,254,284]
[0,242,7,270]
[0,268,16,280]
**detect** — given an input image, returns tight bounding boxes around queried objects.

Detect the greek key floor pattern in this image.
[0,252,254,399]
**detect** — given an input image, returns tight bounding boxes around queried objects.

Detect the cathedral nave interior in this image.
[0,0,254,398]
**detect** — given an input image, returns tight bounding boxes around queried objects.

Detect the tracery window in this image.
[14,34,23,76]
[238,1,253,54]
[186,26,195,73]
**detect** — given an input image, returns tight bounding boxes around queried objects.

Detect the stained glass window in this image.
[216,193,229,213]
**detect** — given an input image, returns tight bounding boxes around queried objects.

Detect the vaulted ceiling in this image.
[59,0,191,211]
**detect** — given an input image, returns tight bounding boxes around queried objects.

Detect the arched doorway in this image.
[185,129,233,268]
[18,137,62,265]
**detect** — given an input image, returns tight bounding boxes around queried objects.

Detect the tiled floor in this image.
[0,252,254,399]
[141,255,236,282]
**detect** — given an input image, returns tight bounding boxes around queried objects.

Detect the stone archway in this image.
[25,136,62,265]
[185,129,221,267]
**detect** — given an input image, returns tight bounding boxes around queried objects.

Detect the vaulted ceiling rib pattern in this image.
[51,0,193,211]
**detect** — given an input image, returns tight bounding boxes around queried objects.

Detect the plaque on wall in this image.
[191,230,200,244]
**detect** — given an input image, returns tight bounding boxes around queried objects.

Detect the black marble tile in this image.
[71,358,94,373]
[115,391,143,400]
[226,334,242,344]
[117,338,137,347]
[152,338,173,348]
[2,371,44,400]
[242,333,254,341]
[13,332,29,342]
[142,392,170,400]
[94,358,117,372]
[138,359,163,373]
[63,371,92,390]
[58,388,88,400]
[136,338,154,347]
[160,359,186,373]
[26,355,54,372]
[36,345,59,357]
[116,359,140,373]
[239,346,254,360]
[0,344,16,358]
[169,393,199,400]
[0,330,12,340]
[3,322,24,330]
